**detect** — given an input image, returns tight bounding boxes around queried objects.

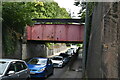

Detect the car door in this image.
[47,59,53,75]
[3,62,19,79]
[14,61,29,79]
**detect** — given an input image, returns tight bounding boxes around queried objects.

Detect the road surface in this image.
[47,54,83,79]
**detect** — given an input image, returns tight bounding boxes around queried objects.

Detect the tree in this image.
[74,1,95,23]
[2,1,70,55]
[74,1,86,23]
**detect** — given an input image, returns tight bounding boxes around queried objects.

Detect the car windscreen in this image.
[66,50,71,53]
[59,54,69,57]
[28,59,47,65]
[0,61,8,75]
[52,57,62,60]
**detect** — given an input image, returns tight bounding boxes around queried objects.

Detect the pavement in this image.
[61,54,83,78]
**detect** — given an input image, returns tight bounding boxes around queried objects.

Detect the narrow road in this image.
[48,63,69,78]
[47,53,83,79]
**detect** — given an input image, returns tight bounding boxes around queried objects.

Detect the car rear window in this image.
[52,57,62,60]
[28,59,47,65]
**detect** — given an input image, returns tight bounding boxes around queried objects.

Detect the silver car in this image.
[51,56,65,68]
[0,59,30,80]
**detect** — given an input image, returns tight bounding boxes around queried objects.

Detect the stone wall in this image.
[47,44,67,57]
[3,40,22,59]
[22,42,47,60]
[22,41,67,60]
[86,2,120,78]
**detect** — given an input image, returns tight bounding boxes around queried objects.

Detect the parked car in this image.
[70,48,77,53]
[51,56,65,68]
[0,59,30,80]
[59,53,70,64]
[65,49,74,57]
[27,57,54,78]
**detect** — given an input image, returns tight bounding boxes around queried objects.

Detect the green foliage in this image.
[74,1,80,6]
[66,43,72,47]
[76,44,83,47]
[2,2,70,55]
[3,28,18,55]
[87,3,96,16]
[74,1,86,23]
[45,43,62,49]
[36,0,54,2]
[74,2,96,23]
[0,2,2,22]
[45,43,54,49]
[43,2,70,19]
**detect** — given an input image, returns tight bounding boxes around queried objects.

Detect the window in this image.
[5,63,15,76]
[5,61,27,75]
[8,63,15,71]
[48,59,52,64]
[52,57,63,60]
[20,62,27,69]
[28,59,47,65]
[14,61,27,72]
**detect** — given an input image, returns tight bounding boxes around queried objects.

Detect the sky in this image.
[53,0,81,18]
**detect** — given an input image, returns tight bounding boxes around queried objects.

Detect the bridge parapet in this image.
[26,24,84,42]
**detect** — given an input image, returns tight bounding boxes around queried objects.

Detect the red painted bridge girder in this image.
[27,24,84,42]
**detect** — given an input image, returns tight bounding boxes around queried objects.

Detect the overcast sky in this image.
[53,0,81,18]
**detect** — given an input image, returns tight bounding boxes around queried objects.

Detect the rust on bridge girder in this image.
[26,24,84,42]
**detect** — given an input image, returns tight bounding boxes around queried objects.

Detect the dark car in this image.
[27,57,54,78]
[65,49,74,57]
[70,48,77,54]
[59,53,70,64]
[0,59,30,80]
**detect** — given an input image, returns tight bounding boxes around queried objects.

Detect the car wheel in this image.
[26,77,31,80]
[61,65,63,68]
[62,63,65,67]
[51,69,54,75]
[44,74,48,79]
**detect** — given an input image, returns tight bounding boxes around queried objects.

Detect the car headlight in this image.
[38,67,45,72]
[59,62,63,65]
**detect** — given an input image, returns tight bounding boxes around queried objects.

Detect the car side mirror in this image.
[8,71,15,75]
[48,63,51,65]
[48,64,50,65]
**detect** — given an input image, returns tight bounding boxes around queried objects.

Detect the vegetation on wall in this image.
[0,2,2,22]
[2,1,70,55]
[74,2,96,23]
[74,2,97,48]
[74,2,97,68]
